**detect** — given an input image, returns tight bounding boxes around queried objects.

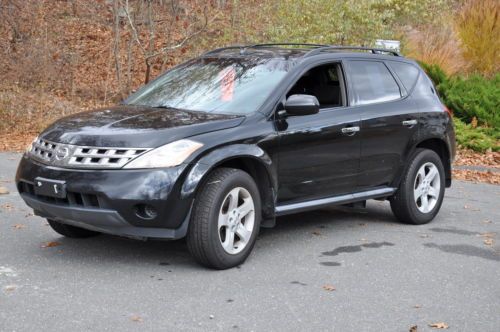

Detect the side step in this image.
[275,187,396,216]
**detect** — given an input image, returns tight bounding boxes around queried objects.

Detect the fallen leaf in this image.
[484,239,493,246]
[131,315,143,322]
[453,169,500,185]
[0,186,9,195]
[322,284,336,291]
[414,304,422,309]
[454,149,500,168]
[471,116,478,128]
[409,325,418,332]
[429,322,449,329]
[41,241,61,248]
[13,224,26,229]
[1,203,14,211]
[4,285,16,291]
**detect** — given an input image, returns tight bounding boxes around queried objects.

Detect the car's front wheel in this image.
[47,219,100,238]
[186,168,261,269]
[390,148,445,225]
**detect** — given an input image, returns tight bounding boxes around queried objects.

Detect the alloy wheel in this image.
[413,162,441,213]
[218,187,255,255]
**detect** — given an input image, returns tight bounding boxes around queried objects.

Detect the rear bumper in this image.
[16,155,193,240]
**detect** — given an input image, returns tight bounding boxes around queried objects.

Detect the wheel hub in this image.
[228,209,240,231]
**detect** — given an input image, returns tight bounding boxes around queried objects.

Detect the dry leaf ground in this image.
[0,149,499,331]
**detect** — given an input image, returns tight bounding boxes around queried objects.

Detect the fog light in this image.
[134,204,157,220]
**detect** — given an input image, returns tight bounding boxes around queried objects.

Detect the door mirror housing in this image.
[284,94,320,116]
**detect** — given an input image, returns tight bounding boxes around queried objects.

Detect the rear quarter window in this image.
[388,61,420,92]
[347,60,401,106]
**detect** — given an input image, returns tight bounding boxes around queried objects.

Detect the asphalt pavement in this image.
[1,152,499,332]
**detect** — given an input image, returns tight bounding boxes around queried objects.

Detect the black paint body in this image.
[16,49,456,240]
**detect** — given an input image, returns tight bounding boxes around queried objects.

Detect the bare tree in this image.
[119,0,213,84]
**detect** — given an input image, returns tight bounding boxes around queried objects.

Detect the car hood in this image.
[40,105,245,148]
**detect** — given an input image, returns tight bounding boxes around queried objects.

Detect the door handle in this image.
[341,126,360,135]
[402,119,417,127]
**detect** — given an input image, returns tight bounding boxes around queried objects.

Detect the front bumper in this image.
[16,155,193,240]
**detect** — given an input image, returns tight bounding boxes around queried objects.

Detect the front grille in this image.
[32,139,57,162]
[68,147,146,167]
[19,181,102,208]
[28,138,150,169]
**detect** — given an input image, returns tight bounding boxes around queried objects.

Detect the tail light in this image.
[443,105,453,117]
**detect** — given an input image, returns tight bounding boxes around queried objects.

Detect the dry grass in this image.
[406,0,500,77]
[456,0,500,77]
[404,25,466,76]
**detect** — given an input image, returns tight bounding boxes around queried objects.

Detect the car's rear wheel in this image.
[390,149,445,225]
[47,219,100,238]
[186,168,261,269]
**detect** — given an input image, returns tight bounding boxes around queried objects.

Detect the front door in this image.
[276,62,361,204]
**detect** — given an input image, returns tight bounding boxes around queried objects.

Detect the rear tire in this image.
[390,149,445,225]
[186,168,261,269]
[47,219,100,238]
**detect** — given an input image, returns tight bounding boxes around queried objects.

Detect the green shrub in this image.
[441,74,500,128]
[453,118,499,152]
[420,62,499,151]
[419,62,448,87]
[420,62,499,129]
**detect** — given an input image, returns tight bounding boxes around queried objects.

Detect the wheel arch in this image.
[413,138,452,187]
[181,144,277,220]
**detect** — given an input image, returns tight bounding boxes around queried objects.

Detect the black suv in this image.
[16,44,456,269]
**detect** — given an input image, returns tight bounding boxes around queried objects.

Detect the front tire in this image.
[186,168,261,269]
[390,149,445,225]
[47,219,100,238]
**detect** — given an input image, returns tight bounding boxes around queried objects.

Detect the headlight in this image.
[123,139,203,169]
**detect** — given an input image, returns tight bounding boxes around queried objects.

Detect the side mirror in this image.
[284,94,320,116]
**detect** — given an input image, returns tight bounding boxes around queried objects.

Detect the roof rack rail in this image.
[201,44,402,58]
[250,43,330,48]
[201,43,329,57]
[305,46,401,57]
[201,45,246,56]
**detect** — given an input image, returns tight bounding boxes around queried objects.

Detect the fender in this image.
[180,144,277,200]
[392,133,453,189]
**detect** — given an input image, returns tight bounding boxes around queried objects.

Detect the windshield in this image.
[125,57,294,115]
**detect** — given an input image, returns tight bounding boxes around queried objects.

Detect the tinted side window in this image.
[287,63,345,108]
[389,61,420,91]
[348,61,401,105]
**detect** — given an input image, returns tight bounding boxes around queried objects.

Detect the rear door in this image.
[344,59,420,190]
